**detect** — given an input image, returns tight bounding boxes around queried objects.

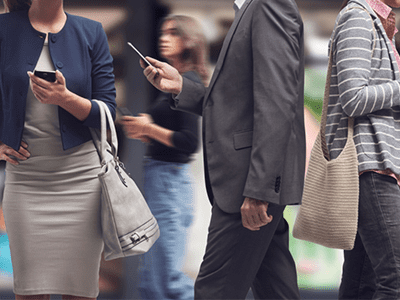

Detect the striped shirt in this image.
[326,0,400,175]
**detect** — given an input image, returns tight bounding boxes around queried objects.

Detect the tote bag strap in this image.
[91,100,118,165]
[320,6,376,160]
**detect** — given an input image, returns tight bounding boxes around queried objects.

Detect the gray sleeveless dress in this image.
[2,41,103,297]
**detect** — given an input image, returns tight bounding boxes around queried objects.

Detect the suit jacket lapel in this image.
[204,0,253,104]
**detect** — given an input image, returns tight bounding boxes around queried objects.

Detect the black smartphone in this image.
[117,107,133,116]
[34,70,56,82]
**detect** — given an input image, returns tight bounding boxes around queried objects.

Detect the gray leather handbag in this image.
[90,100,160,261]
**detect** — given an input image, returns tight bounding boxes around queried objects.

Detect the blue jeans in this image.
[138,158,194,300]
[339,172,400,299]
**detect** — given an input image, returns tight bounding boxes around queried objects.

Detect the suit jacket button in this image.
[275,176,281,193]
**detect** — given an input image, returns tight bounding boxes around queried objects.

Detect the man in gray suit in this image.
[140,0,305,298]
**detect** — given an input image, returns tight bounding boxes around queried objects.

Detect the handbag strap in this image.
[91,100,118,165]
[320,6,376,160]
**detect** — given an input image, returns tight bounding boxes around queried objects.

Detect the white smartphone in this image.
[127,42,153,67]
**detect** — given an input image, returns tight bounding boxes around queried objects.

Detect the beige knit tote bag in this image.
[292,116,359,250]
[292,7,377,250]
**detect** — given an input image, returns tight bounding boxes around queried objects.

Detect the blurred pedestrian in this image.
[120,15,208,300]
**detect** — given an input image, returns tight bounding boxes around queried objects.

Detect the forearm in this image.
[145,123,174,148]
[60,90,92,121]
[339,81,400,117]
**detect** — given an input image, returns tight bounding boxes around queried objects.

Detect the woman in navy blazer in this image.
[0,0,116,299]
[0,2,116,156]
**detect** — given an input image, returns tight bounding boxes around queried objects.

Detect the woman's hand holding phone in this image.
[28,70,92,122]
[28,70,73,106]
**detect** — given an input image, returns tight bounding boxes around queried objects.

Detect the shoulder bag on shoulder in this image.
[293,6,375,250]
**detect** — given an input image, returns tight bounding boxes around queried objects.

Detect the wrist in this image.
[61,89,74,107]
[172,75,183,95]
[144,122,154,137]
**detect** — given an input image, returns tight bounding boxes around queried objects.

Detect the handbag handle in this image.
[320,6,376,160]
[91,100,118,165]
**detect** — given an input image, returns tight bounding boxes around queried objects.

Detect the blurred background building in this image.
[1,0,397,299]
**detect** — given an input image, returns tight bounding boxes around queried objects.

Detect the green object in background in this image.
[284,207,343,291]
[304,67,325,122]
[282,66,343,291]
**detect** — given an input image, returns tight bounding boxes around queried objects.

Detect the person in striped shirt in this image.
[327,0,400,298]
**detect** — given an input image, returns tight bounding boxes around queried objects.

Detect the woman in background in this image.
[0,0,116,299]
[326,0,400,298]
[120,15,208,300]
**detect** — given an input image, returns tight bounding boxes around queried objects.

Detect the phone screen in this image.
[34,70,56,82]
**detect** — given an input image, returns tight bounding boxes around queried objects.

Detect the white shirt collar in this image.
[234,0,246,10]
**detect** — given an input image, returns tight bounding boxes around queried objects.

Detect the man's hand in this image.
[140,57,183,95]
[241,198,273,231]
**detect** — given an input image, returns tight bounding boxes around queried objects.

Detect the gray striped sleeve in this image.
[333,9,400,117]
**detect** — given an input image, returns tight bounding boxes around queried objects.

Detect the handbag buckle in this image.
[130,232,149,245]
[130,233,141,244]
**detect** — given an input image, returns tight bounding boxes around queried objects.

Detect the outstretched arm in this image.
[141,58,206,116]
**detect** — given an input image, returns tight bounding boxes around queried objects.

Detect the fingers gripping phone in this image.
[34,70,56,82]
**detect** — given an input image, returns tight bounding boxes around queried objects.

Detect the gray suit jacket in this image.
[175,0,306,213]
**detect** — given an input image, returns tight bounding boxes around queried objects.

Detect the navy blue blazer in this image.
[0,10,116,151]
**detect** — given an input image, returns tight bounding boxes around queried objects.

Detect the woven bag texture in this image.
[292,127,359,250]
